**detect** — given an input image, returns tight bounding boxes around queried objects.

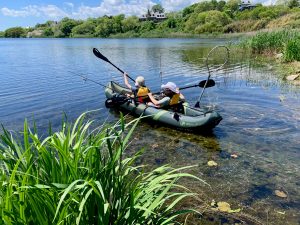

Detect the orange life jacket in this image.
[136,86,150,103]
[169,93,180,106]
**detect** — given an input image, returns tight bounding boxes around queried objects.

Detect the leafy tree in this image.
[182,3,198,17]
[59,18,81,37]
[226,0,242,12]
[72,21,96,35]
[95,18,114,37]
[43,27,54,36]
[217,1,226,11]
[185,10,231,33]
[288,0,300,8]
[122,16,140,33]
[0,31,4,37]
[194,1,216,13]
[152,4,164,13]
[140,21,156,32]
[4,27,25,38]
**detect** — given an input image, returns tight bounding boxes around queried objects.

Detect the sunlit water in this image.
[0,38,299,224]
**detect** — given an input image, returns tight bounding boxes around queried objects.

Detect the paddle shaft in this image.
[93,48,135,82]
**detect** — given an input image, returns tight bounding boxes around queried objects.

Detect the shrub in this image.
[284,38,300,61]
[4,27,26,38]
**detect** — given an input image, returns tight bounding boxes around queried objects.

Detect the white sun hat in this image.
[161,82,179,93]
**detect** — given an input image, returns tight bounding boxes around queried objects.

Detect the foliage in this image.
[288,0,300,8]
[185,10,231,33]
[59,17,81,37]
[225,0,242,12]
[240,30,300,55]
[0,112,203,225]
[72,21,96,36]
[2,0,300,38]
[152,4,164,13]
[284,37,300,61]
[4,27,26,38]
[0,31,4,37]
[122,16,140,33]
[43,27,54,37]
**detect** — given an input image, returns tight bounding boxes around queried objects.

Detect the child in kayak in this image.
[123,72,150,103]
[147,82,185,109]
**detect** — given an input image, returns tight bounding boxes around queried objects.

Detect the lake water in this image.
[0,38,299,224]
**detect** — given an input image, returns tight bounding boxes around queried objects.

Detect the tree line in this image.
[2,0,300,38]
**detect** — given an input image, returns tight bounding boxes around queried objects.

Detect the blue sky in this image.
[0,0,274,31]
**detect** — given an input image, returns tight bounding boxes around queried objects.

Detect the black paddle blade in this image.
[93,48,109,62]
[194,102,200,108]
[199,79,215,88]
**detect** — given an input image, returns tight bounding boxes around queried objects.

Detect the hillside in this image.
[2,0,300,38]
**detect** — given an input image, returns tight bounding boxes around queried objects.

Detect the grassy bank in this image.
[0,112,204,224]
[240,29,300,82]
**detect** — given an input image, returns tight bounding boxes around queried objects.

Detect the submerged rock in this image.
[275,190,287,198]
[286,74,299,81]
[207,160,218,167]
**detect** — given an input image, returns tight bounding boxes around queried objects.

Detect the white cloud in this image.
[64,2,74,8]
[1,5,40,17]
[39,5,68,18]
[0,0,275,21]
[161,0,199,12]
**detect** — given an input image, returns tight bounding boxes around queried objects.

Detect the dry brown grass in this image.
[267,12,300,29]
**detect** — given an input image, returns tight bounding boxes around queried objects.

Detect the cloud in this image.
[64,2,74,8]
[161,0,199,12]
[1,5,67,19]
[0,0,274,21]
[1,5,40,17]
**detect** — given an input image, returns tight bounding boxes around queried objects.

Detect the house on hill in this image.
[139,9,167,22]
[239,1,257,11]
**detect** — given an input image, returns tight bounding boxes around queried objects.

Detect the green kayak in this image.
[104,81,222,131]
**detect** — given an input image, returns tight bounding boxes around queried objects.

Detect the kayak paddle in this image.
[93,48,135,82]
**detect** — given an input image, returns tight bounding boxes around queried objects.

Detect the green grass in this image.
[240,29,300,62]
[0,112,204,225]
[284,37,300,62]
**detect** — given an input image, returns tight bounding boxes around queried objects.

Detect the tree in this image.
[226,0,242,12]
[122,16,140,33]
[72,21,96,36]
[152,4,164,13]
[43,27,54,36]
[0,31,4,37]
[59,18,80,37]
[95,18,114,37]
[288,0,300,8]
[4,27,25,38]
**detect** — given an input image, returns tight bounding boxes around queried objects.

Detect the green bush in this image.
[284,38,300,61]
[71,21,96,36]
[0,112,203,225]
[4,27,26,38]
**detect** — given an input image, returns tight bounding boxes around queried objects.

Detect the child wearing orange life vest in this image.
[147,82,185,108]
[123,72,150,103]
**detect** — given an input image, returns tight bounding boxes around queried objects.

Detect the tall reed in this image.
[0,112,204,225]
[240,29,300,56]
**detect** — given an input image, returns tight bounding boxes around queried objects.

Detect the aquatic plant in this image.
[0,112,203,225]
[240,29,300,60]
[284,37,300,62]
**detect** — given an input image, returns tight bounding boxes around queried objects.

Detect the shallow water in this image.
[0,38,299,224]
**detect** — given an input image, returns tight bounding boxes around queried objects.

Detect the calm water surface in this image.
[0,38,299,224]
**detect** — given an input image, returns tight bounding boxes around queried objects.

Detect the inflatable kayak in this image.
[104,81,222,130]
